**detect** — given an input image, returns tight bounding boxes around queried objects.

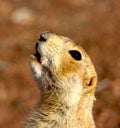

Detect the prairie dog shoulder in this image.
[24,32,97,128]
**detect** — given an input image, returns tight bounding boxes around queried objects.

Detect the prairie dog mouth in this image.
[33,31,49,63]
[34,50,41,63]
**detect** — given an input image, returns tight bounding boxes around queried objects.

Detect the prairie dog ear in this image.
[83,76,97,87]
[83,64,97,88]
[83,75,97,95]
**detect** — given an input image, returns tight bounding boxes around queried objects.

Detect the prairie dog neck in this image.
[39,79,95,110]
[24,32,97,128]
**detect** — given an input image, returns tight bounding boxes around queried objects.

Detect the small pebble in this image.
[11,7,35,25]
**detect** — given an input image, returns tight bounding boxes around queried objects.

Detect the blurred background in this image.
[0,0,120,128]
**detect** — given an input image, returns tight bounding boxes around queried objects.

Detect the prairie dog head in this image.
[30,32,97,105]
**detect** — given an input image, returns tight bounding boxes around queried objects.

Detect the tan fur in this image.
[24,32,97,128]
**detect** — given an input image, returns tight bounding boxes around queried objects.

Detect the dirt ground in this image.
[0,0,120,128]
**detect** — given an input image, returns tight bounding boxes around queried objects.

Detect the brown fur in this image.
[24,32,97,128]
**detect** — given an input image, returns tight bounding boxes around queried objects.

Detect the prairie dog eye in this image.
[69,50,82,61]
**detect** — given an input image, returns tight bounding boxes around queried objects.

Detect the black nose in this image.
[39,31,50,42]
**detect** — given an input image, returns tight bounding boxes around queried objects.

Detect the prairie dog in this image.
[24,32,97,128]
